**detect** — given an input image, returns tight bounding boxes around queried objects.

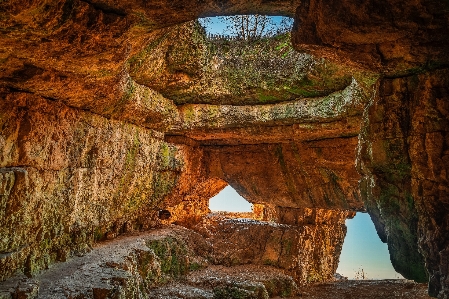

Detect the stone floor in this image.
[0,226,433,299]
[293,280,432,299]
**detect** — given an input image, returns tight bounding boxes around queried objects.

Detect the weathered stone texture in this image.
[0,219,352,298]
[192,209,352,285]
[0,0,301,124]
[0,0,449,297]
[0,227,211,299]
[129,21,344,106]
[169,77,369,133]
[358,69,449,296]
[0,91,188,280]
[292,0,449,74]
[204,141,363,210]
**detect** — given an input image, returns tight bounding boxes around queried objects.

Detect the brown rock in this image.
[1,0,449,298]
[192,210,352,285]
[358,69,449,296]
[291,0,449,75]
[204,141,363,210]
[0,91,201,280]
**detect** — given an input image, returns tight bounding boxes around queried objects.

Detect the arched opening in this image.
[209,185,252,213]
[337,212,403,279]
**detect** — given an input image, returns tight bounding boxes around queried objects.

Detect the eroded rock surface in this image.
[1,0,449,297]
[191,210,352,285]
[0,219,350,298]
[358,69,449,296]
[292,0,449,74]
[0,91,217,280]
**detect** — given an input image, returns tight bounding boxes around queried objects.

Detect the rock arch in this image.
[0,0,448,297]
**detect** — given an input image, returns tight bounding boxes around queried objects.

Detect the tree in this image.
[201,15,293,40]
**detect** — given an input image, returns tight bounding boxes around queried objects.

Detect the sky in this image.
[209,185,253,212]
[209,186,402,279]
[198,16,293,36]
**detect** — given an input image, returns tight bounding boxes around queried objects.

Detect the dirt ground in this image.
[289,280,432,299]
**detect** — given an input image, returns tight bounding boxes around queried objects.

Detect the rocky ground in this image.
[0,222,433,299]
[294,280,432,299]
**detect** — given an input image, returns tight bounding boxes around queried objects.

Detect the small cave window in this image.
[336,212,403,279]
[209,185,253,213]
[198,15,294,40]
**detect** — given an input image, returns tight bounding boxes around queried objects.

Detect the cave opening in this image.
[1,0,447,297]
[209,185,253,213]
[337,212,403,280]
[198,15,294,39]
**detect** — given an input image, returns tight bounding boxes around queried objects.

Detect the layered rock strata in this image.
[0,219,350,298]
[290,0,449,296]
[0,0,448,297]
[191,209,353,285]
[0,227,211,299]
[358,69,449,296]
[292,0,449,74]
[0,90,220,281]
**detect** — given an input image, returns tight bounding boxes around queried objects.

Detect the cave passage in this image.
[337,213,403,280]
[209,185,253,212]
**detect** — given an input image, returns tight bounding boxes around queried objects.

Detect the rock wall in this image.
[291,0,449,74]
[129,21,354,106]
[0,90,216,281]
[0,227,212,298]
[291,0,449,296]
[205,141,363,210]
[358,69,449,296]
[191,208,353,285]
[1,0,449,297]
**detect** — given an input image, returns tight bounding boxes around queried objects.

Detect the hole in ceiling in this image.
[336,212,404,279]
[198,15,294,39]
[209,185,253,213]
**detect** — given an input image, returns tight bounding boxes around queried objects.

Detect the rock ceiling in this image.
[0,0,448,297]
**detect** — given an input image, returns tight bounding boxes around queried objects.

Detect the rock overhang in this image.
[0,0,448,297]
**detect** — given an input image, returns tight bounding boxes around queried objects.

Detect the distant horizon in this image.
[209,185,403,280]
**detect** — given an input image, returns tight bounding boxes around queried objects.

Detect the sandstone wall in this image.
[358,69,449,296]
[292,0,449,74]
[205,141,363,210]
[192,208,353,285]
[0,90,212,280]
[1,0,449,297]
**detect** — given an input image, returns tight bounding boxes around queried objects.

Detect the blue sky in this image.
[209,186,402,279]
[199,16,293,36]
[336,213,402,279]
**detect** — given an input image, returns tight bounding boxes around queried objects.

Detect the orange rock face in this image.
[191,208,354,285]
[0,0,448,297]
[291,0,449,74]
[204,141,363,210]
[358,69,449,296]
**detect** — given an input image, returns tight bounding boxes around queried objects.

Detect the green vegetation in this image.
[283,239,293,255]
[306,269,323,283]
[126,20,379,108]
[146,237,189,280]
[113,128,141,205]
[189,262,202,271]
[263,259,278,267]
[263,278,295,298]
[93,227,105,241]
[213,283,268,299]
